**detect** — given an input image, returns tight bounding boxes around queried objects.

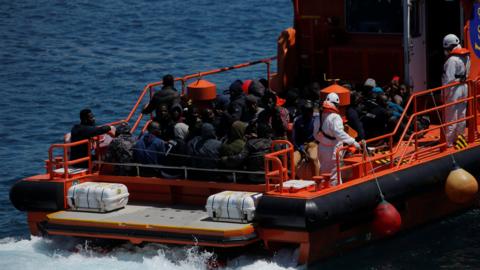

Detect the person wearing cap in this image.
[314,93,360,185]
[441,33,471,147]
[362,78,377,98]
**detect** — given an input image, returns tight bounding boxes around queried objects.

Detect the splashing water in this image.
[0,236,301,270]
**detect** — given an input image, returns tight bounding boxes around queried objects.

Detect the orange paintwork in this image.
[187,79,217,101]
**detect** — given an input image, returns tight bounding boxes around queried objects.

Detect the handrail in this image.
[130,56,276,136]
[47,56,277,180]
[96,161,265,183]
[264,140,295,192]
[48,139,92,179]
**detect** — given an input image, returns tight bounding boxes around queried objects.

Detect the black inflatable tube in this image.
[256,146,480,231]
[10,180,65,212]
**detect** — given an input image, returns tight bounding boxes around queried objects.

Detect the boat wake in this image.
[0,236,301,270]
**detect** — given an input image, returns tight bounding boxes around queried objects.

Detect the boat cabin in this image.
[277,0,480,91]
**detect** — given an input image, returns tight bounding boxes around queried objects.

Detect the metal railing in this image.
[47,139,92,179]
[334,78,480,180]
[264,140,295,192]
[95,161,265,183]
[122,56,276,136]
[46,56,276,179]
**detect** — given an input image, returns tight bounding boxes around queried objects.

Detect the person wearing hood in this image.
[187,123,222,179]
[220,121,247,167]
[248,79,266,98]
[314,93,360,185]
[224,80,246,123]
[104,123,136,176]
[162,122,189,179]
[441,34,471,147]
[223,121,273,183]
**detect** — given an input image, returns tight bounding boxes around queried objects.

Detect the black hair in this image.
[80,108,92,121]
[163,74,174,87]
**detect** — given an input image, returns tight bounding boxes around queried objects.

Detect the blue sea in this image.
[1,0,479,269]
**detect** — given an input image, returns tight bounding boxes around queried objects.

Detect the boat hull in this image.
[256,146,480,264]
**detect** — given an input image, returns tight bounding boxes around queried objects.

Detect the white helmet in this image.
[326,92,340,105]
[443,34,460,49]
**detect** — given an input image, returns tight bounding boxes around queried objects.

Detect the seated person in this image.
[241,95,263,123]
[70,108,115,168]
[219,121,247,169]
[292,100,319,176]
[257,91,290,139]
[104,123,136,176]
[133,121,166,176]
[187,123,222,179]
[223,122,272,183]
[162,123,189,179]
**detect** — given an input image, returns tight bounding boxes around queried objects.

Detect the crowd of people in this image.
[69,73,416,184]
[67,33,470,185]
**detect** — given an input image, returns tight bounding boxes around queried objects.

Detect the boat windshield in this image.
[345,0,403,34]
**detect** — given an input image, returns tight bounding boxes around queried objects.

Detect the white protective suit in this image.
[441,45,470,146]
[313,107,359,185]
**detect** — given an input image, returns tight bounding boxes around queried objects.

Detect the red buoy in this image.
[372,200,402,237]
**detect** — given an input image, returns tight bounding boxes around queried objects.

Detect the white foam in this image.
[0,237,301,270]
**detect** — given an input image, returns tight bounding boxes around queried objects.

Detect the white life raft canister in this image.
[205,191,262,223]
[67,182,129,212]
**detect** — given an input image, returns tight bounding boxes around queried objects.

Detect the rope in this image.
[361,141,385,201]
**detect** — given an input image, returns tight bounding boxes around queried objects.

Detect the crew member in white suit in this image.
[313,92,360,185]
[441,33,471,147]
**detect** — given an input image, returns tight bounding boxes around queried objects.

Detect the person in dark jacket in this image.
[187,123,222,179]
[247,79,266,98]
[133,121,166,176]
[241,95,263,123]
[362,93,389,140]
[70,109,113,168]
[346,91,366,140]
[104,123,136,176]
[224,80,246,123]
[142,74,180,118]
[220,121,247,169]
[292,100,315,148]
[224,122,272,183]
[257,91,290,139]
[156,104,175,141]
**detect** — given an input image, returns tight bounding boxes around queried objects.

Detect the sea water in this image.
[1,0,480,269]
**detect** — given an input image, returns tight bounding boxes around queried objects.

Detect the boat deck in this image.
[44,204,258,247]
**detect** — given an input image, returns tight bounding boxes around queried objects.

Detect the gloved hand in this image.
[353,141,361,150]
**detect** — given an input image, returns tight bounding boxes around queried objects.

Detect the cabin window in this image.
[345,0,403,34]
